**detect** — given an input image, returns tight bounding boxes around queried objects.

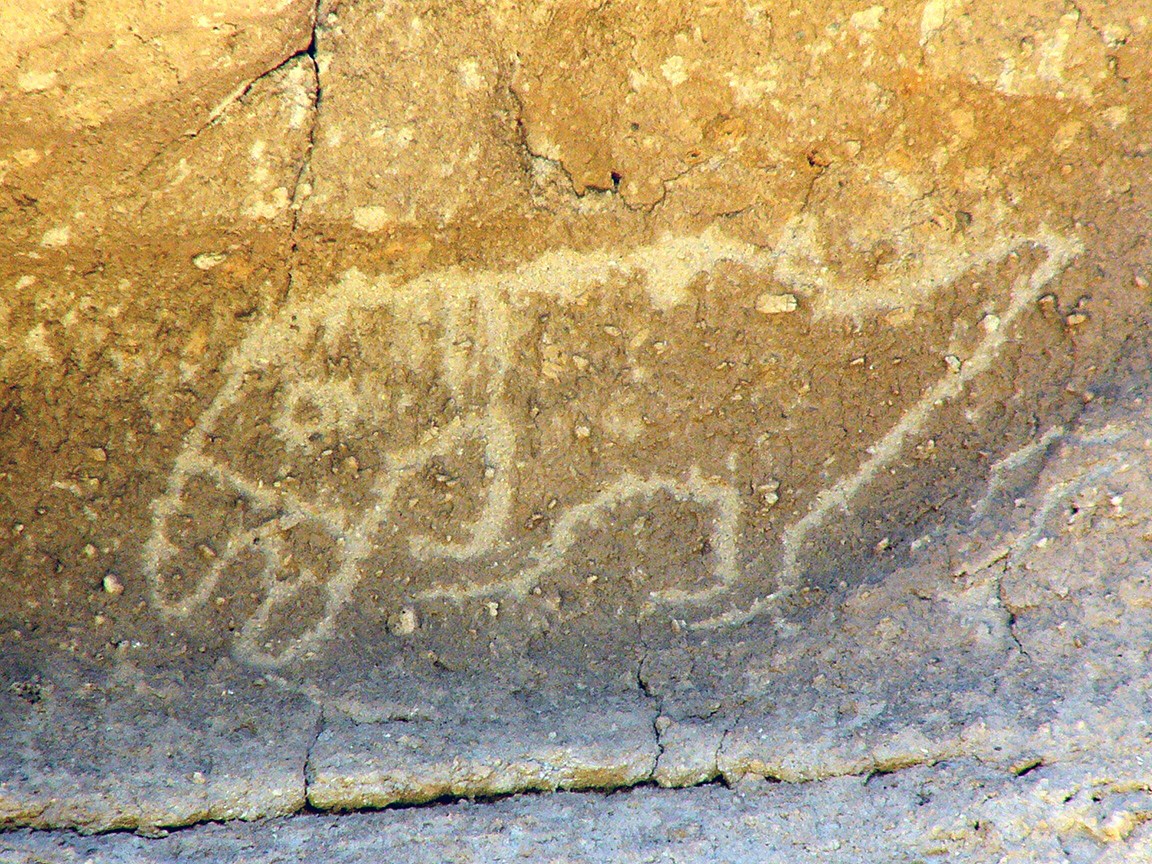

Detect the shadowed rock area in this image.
[2,0,1151,859]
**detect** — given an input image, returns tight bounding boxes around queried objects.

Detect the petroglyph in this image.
[693,227,1083,629]
[144,225,1082,667]
[969,425,1065,523]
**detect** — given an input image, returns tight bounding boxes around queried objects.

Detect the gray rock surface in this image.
[5,760,1152,863]
[0,652,317,832]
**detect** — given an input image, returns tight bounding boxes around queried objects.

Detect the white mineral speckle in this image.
[40,225,71,248]
[458,60,485,90]
[661,56,688,86]
[353,205,392,232]
[24,323,56,364]
[850,6,885,33]
[17,70,57,92]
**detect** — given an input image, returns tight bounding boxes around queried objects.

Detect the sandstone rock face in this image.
[1,0,1151,856]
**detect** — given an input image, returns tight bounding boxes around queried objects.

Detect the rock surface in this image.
[1,0,1151,858]
[5,761,1152,862]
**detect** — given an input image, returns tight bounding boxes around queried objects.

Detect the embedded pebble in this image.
[388,607,419,636]
[192,252,228,270]
[755,293,798,315]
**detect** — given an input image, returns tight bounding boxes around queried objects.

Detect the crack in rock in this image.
[133,11,318,182]
[284,0,323,303]
[303,704,327,808]
[635,651,667,779]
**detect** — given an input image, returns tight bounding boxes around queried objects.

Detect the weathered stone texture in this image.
[1,0,1150,855]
